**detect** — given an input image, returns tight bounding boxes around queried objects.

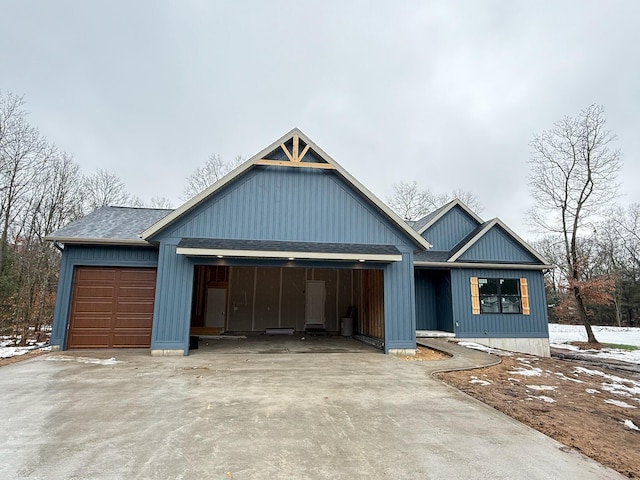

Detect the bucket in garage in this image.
[340,317,354,337]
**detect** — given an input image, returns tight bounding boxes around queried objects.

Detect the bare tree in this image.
[148,196,173,209]
[528,104,622,343]
[387,181,483,221]
[181,154,244,200]
[0,92,47,273]
[83,169,133,211]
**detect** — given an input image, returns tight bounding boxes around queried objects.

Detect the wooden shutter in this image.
[470,277,480,314]
[520,278,530,315]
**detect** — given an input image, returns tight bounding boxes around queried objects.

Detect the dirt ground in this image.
[436,352,640,478]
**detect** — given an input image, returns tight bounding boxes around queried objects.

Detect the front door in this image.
[205,288,227,331]
[305,280,325,325]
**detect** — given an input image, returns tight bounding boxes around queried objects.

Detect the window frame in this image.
[471,276,528,315]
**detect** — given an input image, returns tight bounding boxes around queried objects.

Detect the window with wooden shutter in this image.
[520,278,530,315]
[472,276,529,315]
[470,277,480,314]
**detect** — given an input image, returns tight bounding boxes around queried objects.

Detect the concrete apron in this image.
[0,349,624,480]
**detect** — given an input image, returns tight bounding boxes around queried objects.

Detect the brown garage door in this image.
[67,267,156,348]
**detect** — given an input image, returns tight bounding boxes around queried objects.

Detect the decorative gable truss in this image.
[255,134,335,170]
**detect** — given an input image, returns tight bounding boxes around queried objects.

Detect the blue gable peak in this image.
[142,129,431,250]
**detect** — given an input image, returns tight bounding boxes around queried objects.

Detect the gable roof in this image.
[413,217,553,270]
[45,206,173,245]
[141,128,431,250]
[413,199,484,235]
[448,218,549,264]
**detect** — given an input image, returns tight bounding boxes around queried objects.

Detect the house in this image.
[411,200,552,356]
[47,129,552,357]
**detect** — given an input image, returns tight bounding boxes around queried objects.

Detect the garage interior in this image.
[189,265,384,346]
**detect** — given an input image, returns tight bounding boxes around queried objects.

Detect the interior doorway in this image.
[205,288,227,331]
[305,280,326,326]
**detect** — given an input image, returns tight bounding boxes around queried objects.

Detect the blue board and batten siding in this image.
[149,166,421,353]
[50,245,159,349]
[162,167,411,245]
[450,268,548,338]
[422,207,478,250]
[458,227,536,263]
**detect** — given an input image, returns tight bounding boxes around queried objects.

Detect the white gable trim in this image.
[141,128,431,249]
[448,218,550,265]
[417,199,484,235]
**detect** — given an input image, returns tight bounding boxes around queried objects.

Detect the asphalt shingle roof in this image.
[47,206,173,242]
[177,238,401,256]
[410,203,450,232]
[413,250,451,262]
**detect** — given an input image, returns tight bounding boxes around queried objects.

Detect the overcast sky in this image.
[1,0,638,238]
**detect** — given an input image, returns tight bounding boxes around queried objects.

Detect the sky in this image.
[1,0,639,239]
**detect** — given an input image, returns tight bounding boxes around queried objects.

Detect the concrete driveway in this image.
[0,341,624,479]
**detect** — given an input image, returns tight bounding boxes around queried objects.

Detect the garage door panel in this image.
[76,268,117,282]
[72,300,114,314]
[111,333,153,348]
[119,269,156,282]
[67,333,111,348]
[117,285,155,298]
[68,267,156,349]
[114,315,154,328]
[75,285,116,299]
[70,314,113,328]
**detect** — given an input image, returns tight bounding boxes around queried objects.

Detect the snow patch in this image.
[526,385,557,391]
[622,419,640,431]
[585,389,600,394]
[469,376,492,386]
[527,395,556,403]
[457,342,513,356]
[601,383,640,397]
[604,399,637,409]
[508,366,543,377]
[46,356,119,366]
[1,344,50,359]
[549,324,640,365]
[553,372,583,383]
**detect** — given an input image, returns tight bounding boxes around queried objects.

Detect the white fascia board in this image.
[43,236,152,246]
[414,261,554,270]
[417,199,484,235]
[176,247,402,262]
[142,128,432,251]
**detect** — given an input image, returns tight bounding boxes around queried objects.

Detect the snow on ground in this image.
[457,341,513,356]
[470,355,640,421]
[1,336,51,359]
[623,419,640,431]
[549,324,640,365]
[549,324,640,346]
[45,356,119,366]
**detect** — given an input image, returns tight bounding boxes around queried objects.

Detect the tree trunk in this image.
[573,285,598,343]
